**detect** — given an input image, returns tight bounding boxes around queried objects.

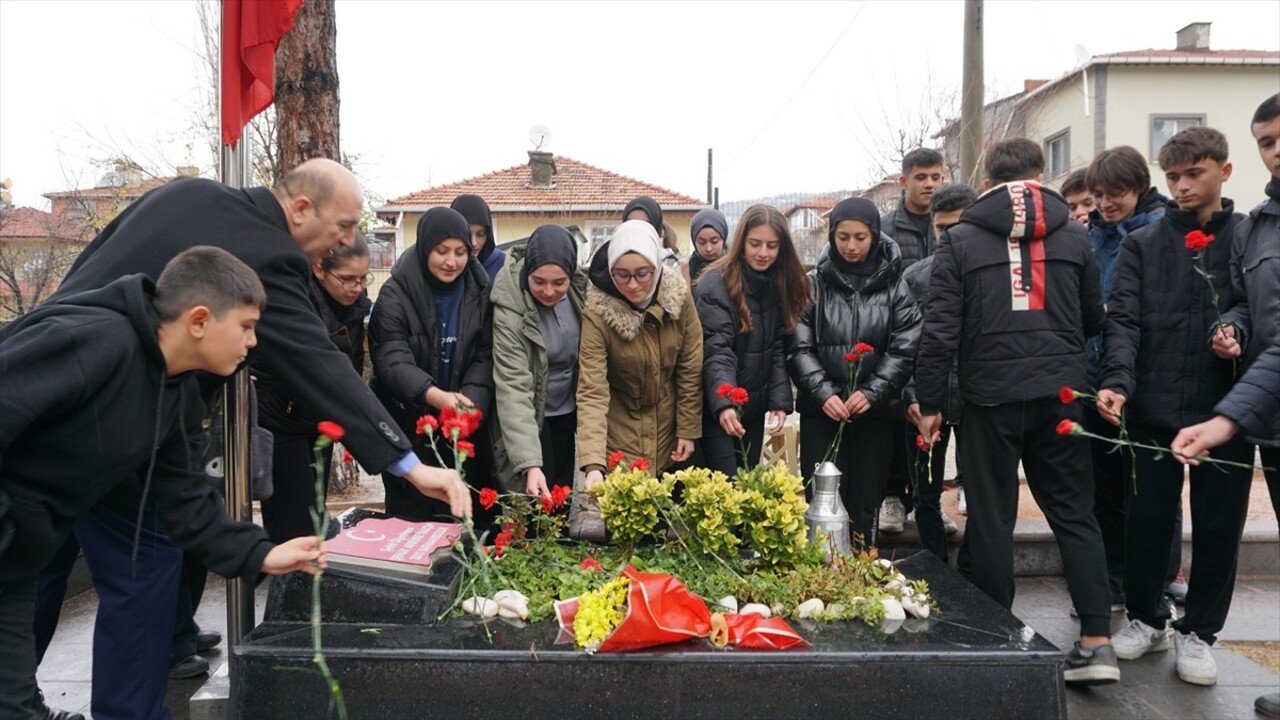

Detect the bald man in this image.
[28,160,468,720]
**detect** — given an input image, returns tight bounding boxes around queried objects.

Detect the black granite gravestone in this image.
[231,552,1068,719]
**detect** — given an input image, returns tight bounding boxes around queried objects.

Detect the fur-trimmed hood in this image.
[585,269,689,341]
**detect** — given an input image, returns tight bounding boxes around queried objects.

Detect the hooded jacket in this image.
[452,194,507,283]
[1084,187,1168,388]
[901,254,963,422]
[1099,202,1243,430]
[53,177,413,473]
[577,241,703,473]
[916,181,1105,412]
[489,238,588,490]
[0,275,272,587]
[1220,180,1280,446]
[256,275,371,436]
[1215,337,1280,441]
[368,236,494,439]
[787,226,922,419]
[695,265,794,425]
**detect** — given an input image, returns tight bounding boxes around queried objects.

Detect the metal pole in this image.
[706,148,713,205]
[218,6,256,649]
[960,0,985,187]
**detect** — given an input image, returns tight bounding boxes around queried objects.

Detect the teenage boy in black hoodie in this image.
[1096,126,1249,686]
[917,138,1118,685]
[0,247,324,720]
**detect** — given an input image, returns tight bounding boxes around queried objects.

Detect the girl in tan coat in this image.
[578,220,703,487]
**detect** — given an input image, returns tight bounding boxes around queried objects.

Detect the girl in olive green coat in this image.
[490,225,587,497]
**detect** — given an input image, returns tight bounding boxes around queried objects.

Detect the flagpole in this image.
[218,2,256,651]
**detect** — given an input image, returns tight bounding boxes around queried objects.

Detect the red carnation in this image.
[342,449,354,464]
[853,342,875,355]
[317,421,345,442]
[607,450,625,470]
[541,494,556,514]
[1055,419,1080,436]
[844,351,860,362]
[915,435,929,451]
[551,484,573,508]
[493,527,513,557]
[728,387,749,405]
[416,414,438,435]
[630,457,651,472]
[1184,230,1215,252]
[455,440,475,459]
[580,557,603,573]
[1059,386,1077,405]
[479,487,498,510]
[716,383,733,399]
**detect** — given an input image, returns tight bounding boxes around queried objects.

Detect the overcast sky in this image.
[2,0,1278,210]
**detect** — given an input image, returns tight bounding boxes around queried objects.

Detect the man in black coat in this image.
[33,159,468,717]
[916,138,1117,685]
[1096,126,1250,686]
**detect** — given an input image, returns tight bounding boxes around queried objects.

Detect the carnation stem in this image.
[310,438,347,719]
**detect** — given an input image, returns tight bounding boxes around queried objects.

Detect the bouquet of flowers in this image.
[555,566,808,653]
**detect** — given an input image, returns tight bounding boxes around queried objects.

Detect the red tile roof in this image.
[0,207,89,241]
[380,156,706,212]
[782,196,838,217]
[43,176,171,201]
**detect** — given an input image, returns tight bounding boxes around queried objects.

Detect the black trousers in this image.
[539,412,578,490]
[169,552,209,663]
[1125,424,1254,643]
[883,420,912,503]
[0,580,40,719]
[906,423,954,562]
[1265,447,1280,519]
[260,432,328,544]
[961,400,1112,636]
[701,414,766,477]
[799,414,894,551]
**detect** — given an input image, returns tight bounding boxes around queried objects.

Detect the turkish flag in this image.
[220,0,304,146]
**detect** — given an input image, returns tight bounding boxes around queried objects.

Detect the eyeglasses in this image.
[327,271,374,289]
[610,267,656,285]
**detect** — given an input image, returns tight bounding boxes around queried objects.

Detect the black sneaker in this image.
[33,689,86,720]
[195,629,222,653]
[169,654,211,679]
[1063,642,1121,686]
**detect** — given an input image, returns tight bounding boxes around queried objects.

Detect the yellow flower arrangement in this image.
[573,574,631,653]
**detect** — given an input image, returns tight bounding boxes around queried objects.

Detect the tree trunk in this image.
[275,0,340,173]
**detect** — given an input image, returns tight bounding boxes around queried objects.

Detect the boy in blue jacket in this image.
[0,247,324,720]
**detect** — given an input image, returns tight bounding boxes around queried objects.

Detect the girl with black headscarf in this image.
[369,207,496,522]
[787,197,922,550]
[489,225,588,500]
[451,194,507,283]
[686,208,729,284]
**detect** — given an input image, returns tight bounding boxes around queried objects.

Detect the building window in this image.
[585,220,620,259]
[1044,129,1070,180]
[1151,115,1204,159]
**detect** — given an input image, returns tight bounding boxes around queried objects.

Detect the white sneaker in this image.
[957,488,967,515]
[1111,618,1171,660]
[879,497,906,534]
[1175,631,1217,685]
[943,513,959,535]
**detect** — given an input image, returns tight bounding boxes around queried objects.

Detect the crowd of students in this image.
[2,93,1279,718]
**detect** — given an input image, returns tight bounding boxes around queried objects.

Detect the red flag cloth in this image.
[555,567,808,652]
[220,0,304,146]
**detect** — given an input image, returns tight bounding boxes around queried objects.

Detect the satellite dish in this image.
[1073,44,1091,66]
[529,125,552,150]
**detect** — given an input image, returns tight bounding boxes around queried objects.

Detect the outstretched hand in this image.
[1171,416,1238,465]
[406,464,472,518]
[262,535,326,576]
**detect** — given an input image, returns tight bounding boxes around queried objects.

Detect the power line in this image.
[721,2,866,174]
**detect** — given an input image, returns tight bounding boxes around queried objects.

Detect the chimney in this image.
[528,151,556,189]
[1024,79,1048,93]
[1176,22,1211,51]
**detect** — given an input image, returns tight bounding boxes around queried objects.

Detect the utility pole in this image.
[706,148,713,204]
[960,0,984,187]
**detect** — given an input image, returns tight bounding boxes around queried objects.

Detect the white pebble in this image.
[462,596,498,618]
[881,597,906,620]
[716,595,739,613]
[740,603,772,618]
[796,598,826,619]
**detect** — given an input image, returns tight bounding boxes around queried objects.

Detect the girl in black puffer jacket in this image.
[788,197,922,549]
[694,204,810,475]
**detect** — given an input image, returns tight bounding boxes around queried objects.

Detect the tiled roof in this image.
[782,196,838,217]
[1097,48,1279,61]
[0,206,89,241]
[43,176,171,200]
[380,156,706,212]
